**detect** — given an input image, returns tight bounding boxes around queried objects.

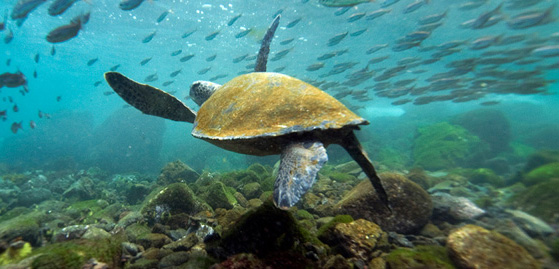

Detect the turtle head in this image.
[189,80,222,106]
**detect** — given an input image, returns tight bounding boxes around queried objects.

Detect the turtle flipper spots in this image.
[104,72,196,123]
[274,141,328,209]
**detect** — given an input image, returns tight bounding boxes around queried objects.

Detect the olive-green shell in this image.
[192,72,367,140]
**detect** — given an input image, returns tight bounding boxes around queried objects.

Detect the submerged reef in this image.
[0,155,557,268]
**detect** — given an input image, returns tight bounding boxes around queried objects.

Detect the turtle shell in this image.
[192,72,367,154]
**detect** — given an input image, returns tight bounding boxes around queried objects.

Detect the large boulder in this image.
[507,178,559,223]
[447,225,538,269]
[451,109,511,155]
[335,173,432,234]
[157,160,200,185]
[412,122,489,171]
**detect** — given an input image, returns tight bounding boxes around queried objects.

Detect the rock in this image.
[213,253,265,268]
[158,251,190,268]
[137,233,172,249]
[157,160,200,185]
[385,245,455,269]
[162,233,198,252]
[451,109,511,155]
[234,192,249,208]
[507,178,559,223]
[53,225,91,242]
[406,167,430,190]
[335,173,432,234]
[323,254,351,269]
[16,188,52,207]
[62,177,96,201]
[412,122,489,170]
[446,225,539,269]
[494,220,549,259]
[117,211,143,229]
[241,182,262,200]
[0,211,45,246]
[141,183,211,225]
[463,168,505,187]
[199,181,238,210]
[82,226,111,240]
[522,162,559,186]
[126,183,151,205]
[324,219,388,261]
[247,198,263,208]
[334,161,363,176]
[505,209,554,238]
[431,192,485,222]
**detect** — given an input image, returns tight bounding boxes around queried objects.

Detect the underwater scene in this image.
[1,0,559,268]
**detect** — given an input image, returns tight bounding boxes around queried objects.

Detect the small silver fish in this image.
[119,0,144,11]
[319,0,373,7]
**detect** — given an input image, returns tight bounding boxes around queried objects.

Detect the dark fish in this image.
[272,9,284,18]
[11,122,22,134]
[4,28,13,44]
[246,54,257,61]
[366,44,388,54]
[162,80,174,86]
[48,0,80,16]
[50,46,56,56]
[87,57,98,66]
[205,30,220,41]
[29,120,36,129]
[280,38,295,45]
[392,99,412,105]
[34,53,40,63]
[209,74,228,80]
[417,21,443,32]
[103,91,115,96]
[170,50,182,56]
[38,110,42,118]
[306,62,325,71]
[368,55,389,64]
[366,8,391,20]
[418,10,447,25]
[0,71,27,88]
[270,47,293,61]
[0,110,6,117]
[140,57,153,66]
[11,0,46,20]
[142,31,156,43]
[93,80,102,87]
[13,104,18,112]
[235,28,252,39]
[286,17,302,28]
[480,101,499,106]
[327,31,348,46]
[470,35,501,50]
[403,0,429,14]
[46,13,89,43]
[319,0,372,7]
[180,54,194,62]
[507,5,555,29]
[56,95,61,101]
[0,10,5,31]
[471,3,502,29]
[459,1,487,10]
[119,0,145,11]
[156,10,169,23]
[110,64,120,71]
[350,28,367,37]
[144,73,158,82]
[334,7,351,16]
[33,69,37,78]
[198,67,211,75]
[227,14,242,26]
[392,42,421,52]
[206,54,217,62]
[181,29,196,39]
[170,69,181,77]
[233,54,248,63]
[347,12,366,23]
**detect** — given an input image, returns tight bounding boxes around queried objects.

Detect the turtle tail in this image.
[340,131,392,212]
[255,14,281,72]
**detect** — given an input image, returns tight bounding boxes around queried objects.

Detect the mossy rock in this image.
[157,160,200,185]
[316,215,354,240]
[30,234,125,269]
[551,238,559,262]
[199,181,238,210]
[242,182,263,200]
[451,108,511,155]
[0,211,47,246]
[247,163,272,179]
[221,170,262,188]
[377,147,409,171]
[125,223,151,243]
[457,168,505,187]
[0,242,32,266]
[508,178,559,223]
[385,246,456,269]
[2,173,29,186]
[412,122,489,171]
[523,151,559,173]
[295,209,314,221]
[141,183,211,224]
[523,162,559,186]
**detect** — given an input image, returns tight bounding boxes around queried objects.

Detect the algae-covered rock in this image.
[0,211,47,246]
[451,109,511,155]
[385,245,455,269]
[335,173,432,234]
[62,177,97,201]
[199,181,238,210]
[207,200,311,259]
[523,151,559,173]
[0,241,32,266]
[241,182,262,200]
[16,188,52,207]
[412,122,489,171]
[508,178,559,223]
[446,225,538,269]
[523,162,559,186]
[319,219,388,261]
[463,168,505,187]
[141,183,211,225]
[157,160,200,185]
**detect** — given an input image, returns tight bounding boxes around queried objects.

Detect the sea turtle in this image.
[104,15,390,210]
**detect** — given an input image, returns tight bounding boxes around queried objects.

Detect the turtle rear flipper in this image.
[273,141,328,209]
[255,14,280,72]
[105,72,196,123]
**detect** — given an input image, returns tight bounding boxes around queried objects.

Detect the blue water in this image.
[1,0,558,172]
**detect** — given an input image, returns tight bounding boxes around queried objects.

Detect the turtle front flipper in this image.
[105,72,196,123]
[274,141,328,209]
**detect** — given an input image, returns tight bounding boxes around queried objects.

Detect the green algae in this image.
[523,162,559,186]
[316,215,354,239]
[385,245,456,269]
[0,242,32,265]
[412,122,488,171]
[508,178,559,223]
[200,181,238,210]
[327,172,356,183]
